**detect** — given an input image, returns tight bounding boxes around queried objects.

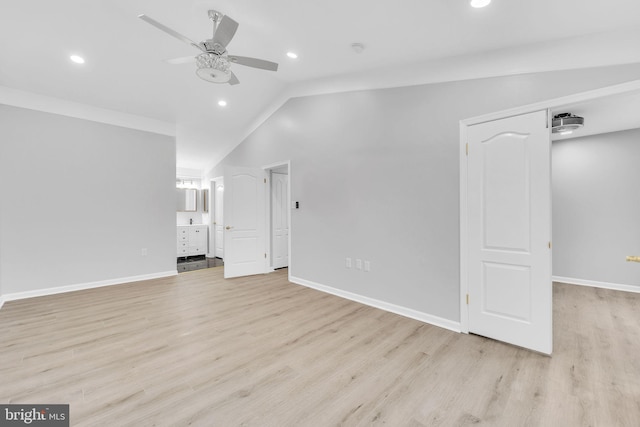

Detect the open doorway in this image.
[269,164,289,270]
[550,95,640,292]
[222,161,291,278]
[205,177,225,269]
[460,79,640,354]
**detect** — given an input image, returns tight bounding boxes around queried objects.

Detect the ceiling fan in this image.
[138,10,278,85]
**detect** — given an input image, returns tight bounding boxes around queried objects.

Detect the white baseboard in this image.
[289,275,461,333]
[2,270,178,303]
[553,276,640,294]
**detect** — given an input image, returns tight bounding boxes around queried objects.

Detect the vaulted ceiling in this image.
[2,1,640,171]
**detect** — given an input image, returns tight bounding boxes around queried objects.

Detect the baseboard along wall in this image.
[289,275,461,333]
[553,276,640,294]
[0,270,178,306]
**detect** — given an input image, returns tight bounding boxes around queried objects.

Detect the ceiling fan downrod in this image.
[208,10,222,38]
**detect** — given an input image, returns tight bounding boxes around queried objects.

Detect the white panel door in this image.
[271,172,289,269]
[223,166,267,278]
[214,180,224,258]
[467,110,552,354]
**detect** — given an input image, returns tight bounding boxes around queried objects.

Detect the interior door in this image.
[271,172,289,269]
[214,180,224,258]
[466,110,552,354]
[223,166,267,278]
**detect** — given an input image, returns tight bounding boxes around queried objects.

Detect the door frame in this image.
[460,78,640,335]
[208,176,224,259]
[262,160,291,277]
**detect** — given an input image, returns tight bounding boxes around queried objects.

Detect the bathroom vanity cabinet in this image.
[177,225,208,257]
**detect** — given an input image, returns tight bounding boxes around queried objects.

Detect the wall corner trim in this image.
[289,275,461,333]
[1,270,179,304]
[553,276,640,294]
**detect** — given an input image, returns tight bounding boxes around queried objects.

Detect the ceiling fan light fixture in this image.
[196,53,231,83]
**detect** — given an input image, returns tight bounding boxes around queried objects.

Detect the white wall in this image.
[553,128,640,288]
[208,63,640,324]
[0,105,176,297]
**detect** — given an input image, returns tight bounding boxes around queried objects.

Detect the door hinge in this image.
[264,178,267,184]
[466,143,469,156]
[466,294,469,305]
[548,241,552,249]
[264,253,267,259]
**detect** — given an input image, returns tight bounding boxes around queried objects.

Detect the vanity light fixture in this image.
[470,0,491,8]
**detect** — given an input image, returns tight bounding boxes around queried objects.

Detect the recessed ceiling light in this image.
[218,100,227,107]
[286,52,298,59]
[70,55,85,64]
[470,0,491,8]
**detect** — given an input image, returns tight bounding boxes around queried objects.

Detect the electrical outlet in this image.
[346,257,352,268]
[364,261,370,272]
[356,259,362,270]
[141,248,148,256]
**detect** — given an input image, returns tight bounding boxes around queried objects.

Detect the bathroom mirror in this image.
[177,188,197,212]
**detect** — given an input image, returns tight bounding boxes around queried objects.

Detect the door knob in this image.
[225,226,233,230]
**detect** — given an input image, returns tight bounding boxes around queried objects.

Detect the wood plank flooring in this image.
[1,268,639,426]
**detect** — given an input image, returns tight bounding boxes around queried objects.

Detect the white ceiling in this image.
[2,1,640,171]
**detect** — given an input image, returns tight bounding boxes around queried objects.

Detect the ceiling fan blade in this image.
[228,56,278,72]
[213,15,239,48]
[138,14,205,53]
[165,55,195,65]
[228,72,240,86]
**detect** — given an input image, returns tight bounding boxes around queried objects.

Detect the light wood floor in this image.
[1,268,639,426]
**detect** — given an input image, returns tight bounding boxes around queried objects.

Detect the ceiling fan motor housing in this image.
[202,40,226,54]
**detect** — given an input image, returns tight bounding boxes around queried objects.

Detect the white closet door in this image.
[467,110,552,354]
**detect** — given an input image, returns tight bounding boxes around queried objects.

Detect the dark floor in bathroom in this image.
[177,256,223,273]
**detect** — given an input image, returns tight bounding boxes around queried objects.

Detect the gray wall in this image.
[0,105,176,295]
[553,128,640,287]
[209,63,640,323]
